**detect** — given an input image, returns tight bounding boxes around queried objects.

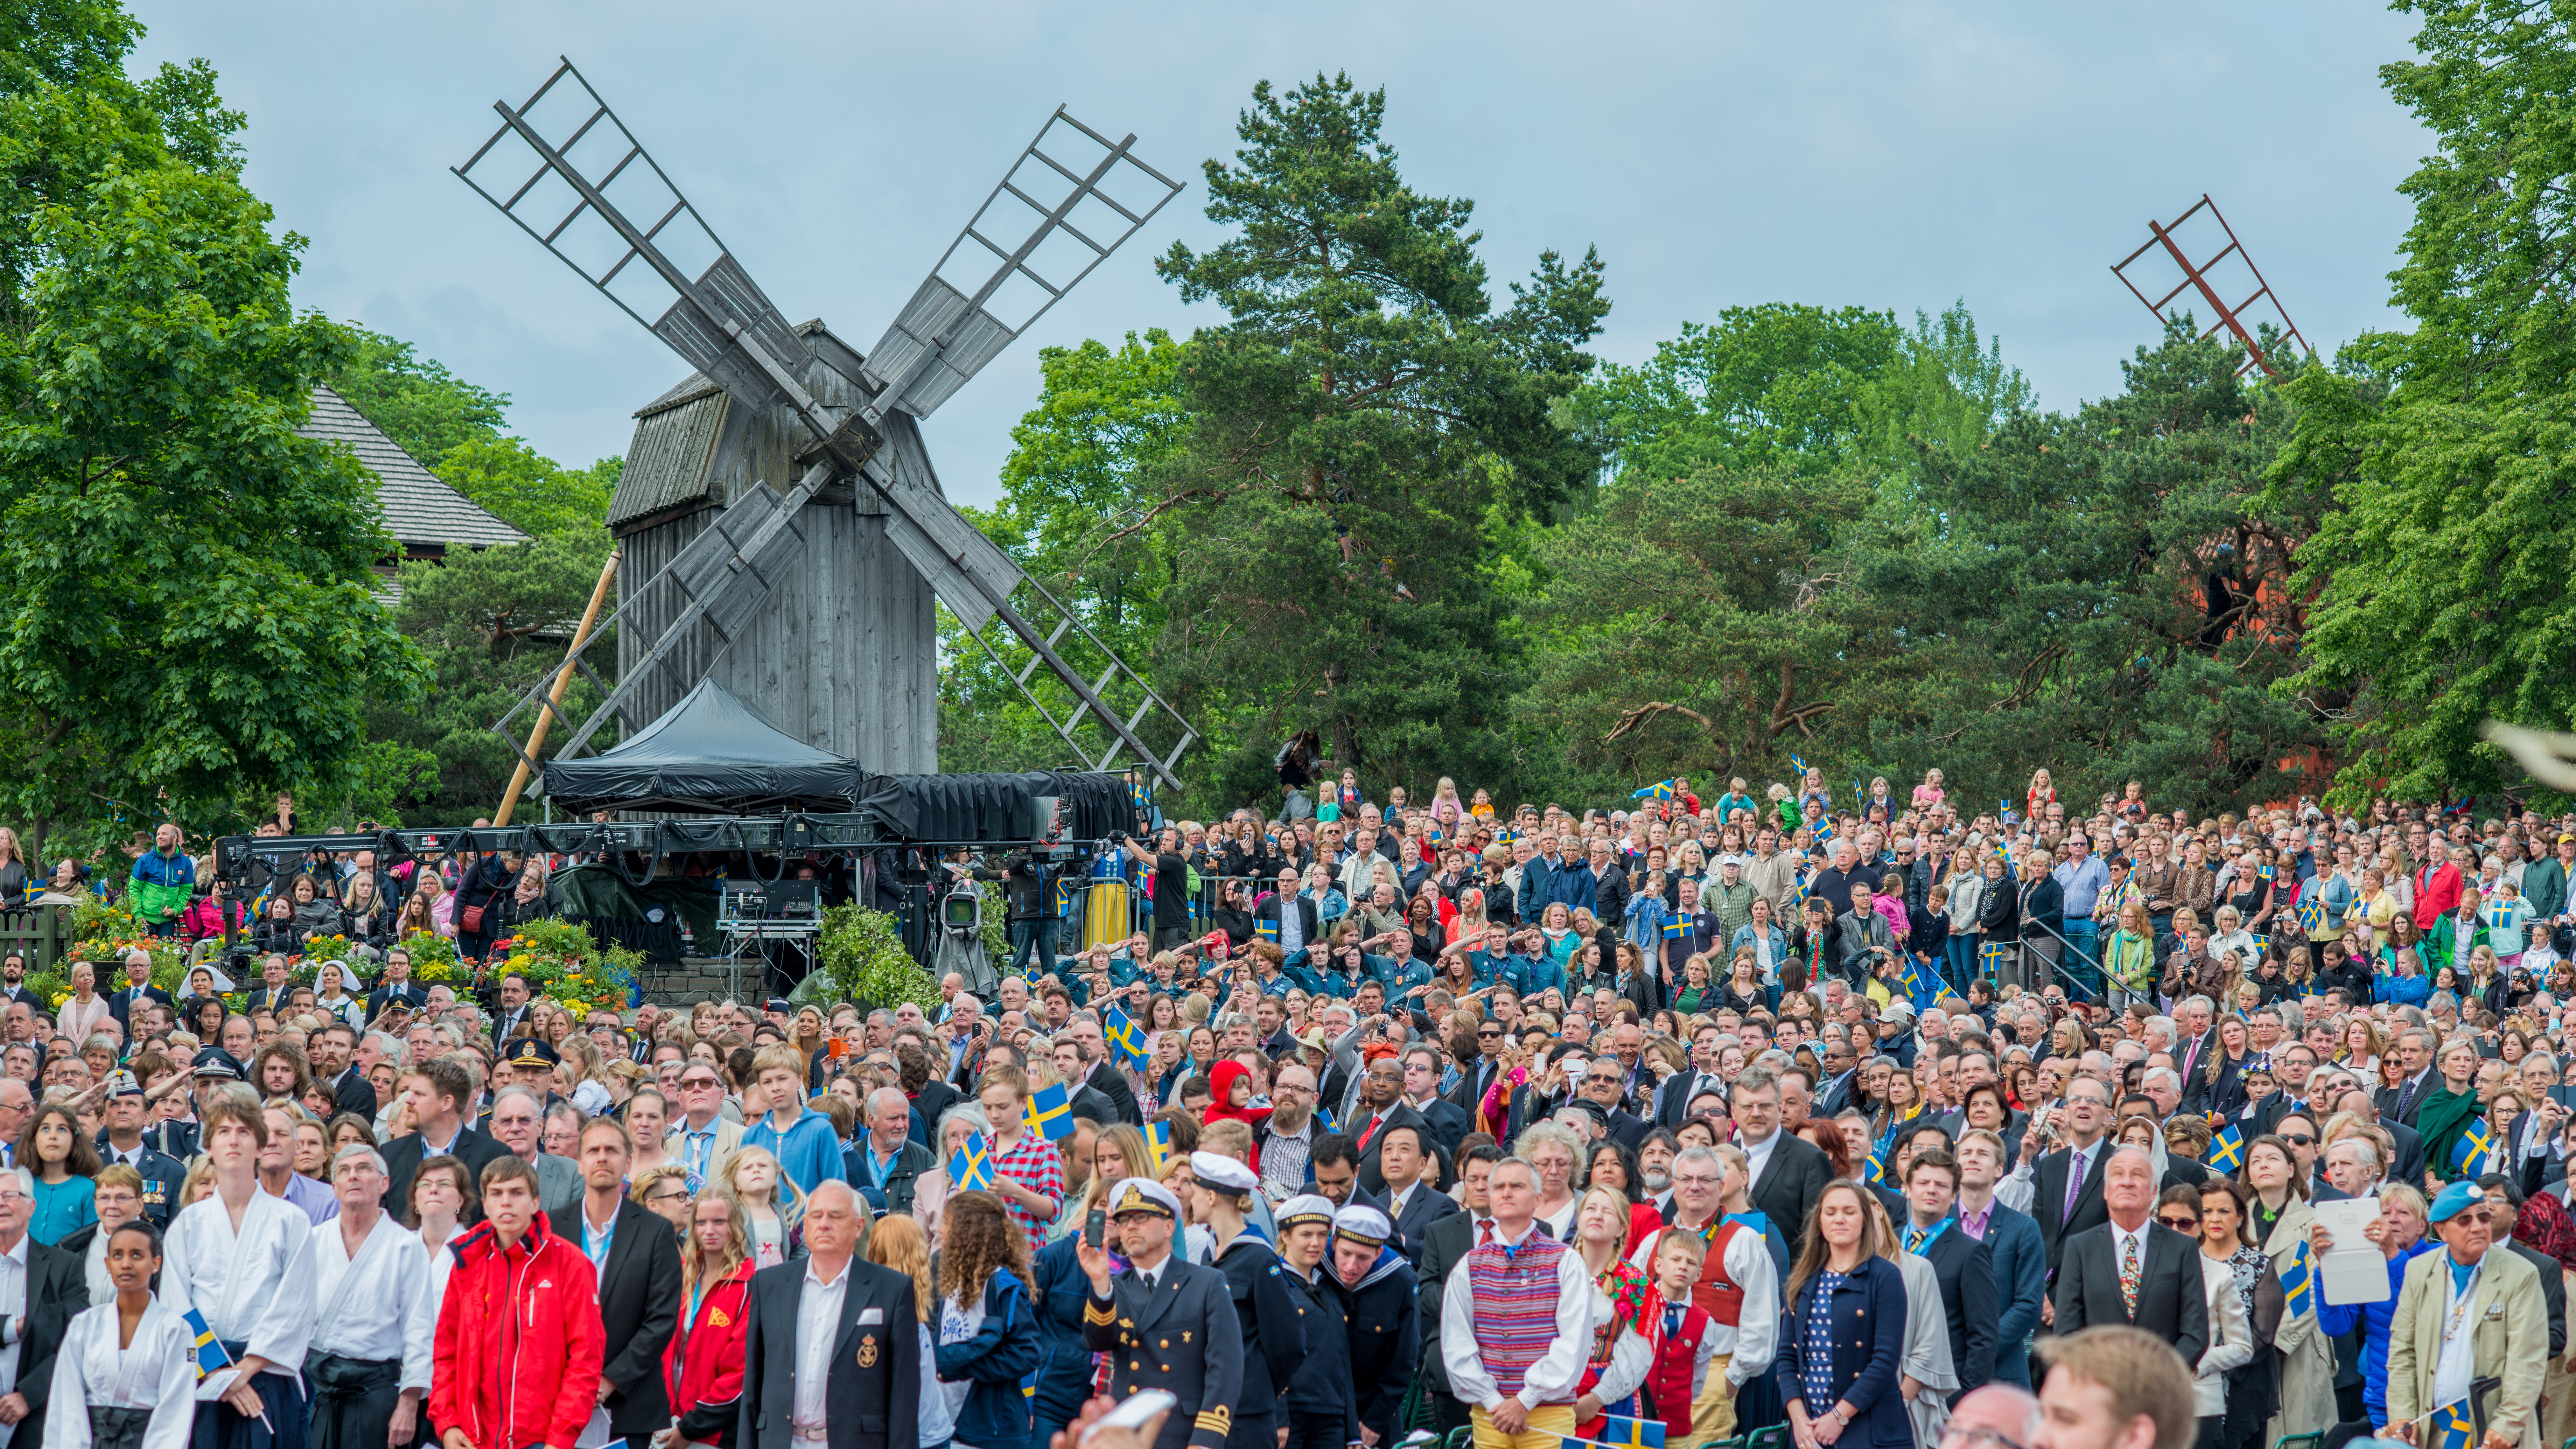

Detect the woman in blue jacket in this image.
[1775,1180,1912,1449]
[933,1192,1044,1449]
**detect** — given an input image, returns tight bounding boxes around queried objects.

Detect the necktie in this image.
[1479,1219,1496,1245]
[1905,1225,1927,1254]
[2120,1231,2141,1319]
[2064,1148,2087,1220]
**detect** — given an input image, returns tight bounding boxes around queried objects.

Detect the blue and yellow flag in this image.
[949,1132,995,1192]
[2296,894,2327,936]
[2208,1124,2244,1174]
[1790,754,1811,777]
[1865,1139,1887,1183]
[2453,1118,2498,1178]
[1255,914,1280,943]
[1900,954,1939,1009]
[1594,1416,1668,1449]
[1662,910,1689,941]
[183,1306,232,1381]
[1024,1081,1074,1142]
[1104,1007,1150,1072]
[2431,1399,2476,1449]
[2280,1240,2313,1318]
[1979,940,2013,979]
[1633,779,1676,802]
[1144,1118,1175,1176]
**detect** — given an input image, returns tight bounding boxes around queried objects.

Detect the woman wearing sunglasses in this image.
[2158,1181,2263,1449]
[2241,1129,2337,1448]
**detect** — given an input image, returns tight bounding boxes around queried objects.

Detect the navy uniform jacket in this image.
[738,1257,919,1449]
[1082,1258,1246,1449]
[90,1139,186,1227]
[1212,1235,1307,1435]
[1327,1245,1417,1444]
[1278,1267,1357,1445]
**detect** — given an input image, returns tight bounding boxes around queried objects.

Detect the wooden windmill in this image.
[456,58,1197,793]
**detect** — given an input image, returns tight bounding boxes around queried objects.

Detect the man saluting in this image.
[1079,1177,1245,1449]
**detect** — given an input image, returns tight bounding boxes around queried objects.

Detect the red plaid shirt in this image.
[989,1129,1066,1250]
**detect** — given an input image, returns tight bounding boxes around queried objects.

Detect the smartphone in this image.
[1085,1206,1107,1250]
[1082,1390,1177,1445]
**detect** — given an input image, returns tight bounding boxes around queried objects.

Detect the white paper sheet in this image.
[2313,1197,2392,1306]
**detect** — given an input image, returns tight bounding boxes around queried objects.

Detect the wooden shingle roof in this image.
[300,385,529,550]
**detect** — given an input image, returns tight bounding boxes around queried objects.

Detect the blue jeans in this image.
[1008,917,1060,978]
[2061,919,2102,996]
[1946,934,1979,989]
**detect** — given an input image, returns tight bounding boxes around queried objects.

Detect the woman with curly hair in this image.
[931,1191,1042,1449]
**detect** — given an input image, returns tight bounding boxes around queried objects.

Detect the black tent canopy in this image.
[543,680,864,816]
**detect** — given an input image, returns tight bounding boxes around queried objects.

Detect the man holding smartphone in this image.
[1078,1178,1246,1449]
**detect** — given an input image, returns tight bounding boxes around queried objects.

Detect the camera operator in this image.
[1115,828,1196,952]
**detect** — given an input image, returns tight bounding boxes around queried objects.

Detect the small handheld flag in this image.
[2453,1118,2498,1178]
[1104,1007,1150,1072]
[2431,1399,2476,1449]
[1256,915,1280,943]
[2280,1240,2313,1318]
[1024,1081,1074,1142]
[1144,1118,1175,1175]
[1790,754,1810,777]
[949,1132,996,1192]
[1865,1140,1887,1184]
[1633,779,1676,802]
[1979,940,2012,979]
[184,1307,231,1381]
[1662,911,1688,942]
[1595,1416,1668,1449]
[2485,900,2521,933]
[1900,954,1939,1009]
[2207,1124,2244,1173]
[2297,894,2327,937]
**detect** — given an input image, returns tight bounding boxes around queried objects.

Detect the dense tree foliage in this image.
[2271,0,2576,808]
[0,0,422,860]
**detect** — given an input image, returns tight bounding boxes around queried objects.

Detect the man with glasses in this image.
[2031,1079,2115,1282]
[0,1165,85,1449]
[1398,1044,1469,1160]
[844,1088,932,1216]
[2384,1180,2544,1449]
[1628,1146,1777,1446]
[1351,1057,1430,1196]
[665,1064,741,1195]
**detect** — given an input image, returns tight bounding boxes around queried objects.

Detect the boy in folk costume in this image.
[1641,1232,1720,1449]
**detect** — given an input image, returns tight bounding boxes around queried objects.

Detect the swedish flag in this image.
[2453,1118,2498,1178]
[1024,1081,1074,1142]
[1105,1007,1150,1072]
[2485,899,2522,933]
[1791,754,1810,777]
[183,1307,231,1381]
[1662,910,1689,942]
[2208,1124,2244,1173]
[1633,779,1676,802]
[949,1132,995,1192]
[1979,940,2013,978]
[1595,1416,1668,1449]
[2431,1399,2476,1449]
[1144,1118,1175,1175]
[1865,1140,1886,1184]
[2297,894,2327,936]
[2280,1240,2313,1318]
[1256,914,1280,943]
[1900,954,1938,1009]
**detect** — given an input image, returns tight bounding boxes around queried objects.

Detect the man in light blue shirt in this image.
[2052,834,2112,997]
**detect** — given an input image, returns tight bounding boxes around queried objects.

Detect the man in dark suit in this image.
[0,955,40,1010]
[1954,1129,2046,1390]
[310,1024,378,1125]
[1254,871,1322,959]
[2052,1145,2210,1368]
[1413,1144,1507,1440]
[577,1117,684,1447]
[2376,1027,2438,1127]
[1349,1057,1435,1195]
[1076,1177,1245,1449]
[364,948,430,1023]
[1577,1064,1652,1151]
[1448,1021,1512,1121]
[1372,1122,1458,1266]
[0,1167,89,1449]
[740,1181,918,1449]
[2485,1175,2569,1362]
[243,953,296,1018]
[1810,1036,1862,1121]
[2031,1078,2115,1280]
[103,951,174,1034]
[1399,1046,1471,1159]
[1898,1149,1997,1401]
[377,1057,510,1225]
[1736,1068,1831,1258]
[1069,1025,1141,1128]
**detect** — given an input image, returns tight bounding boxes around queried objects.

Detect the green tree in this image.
[1136,73,1609,807]
[2270,0,2576,806]
[1851,322,2325,814]
[0,7,425,859]
[375,530,615,817]
[942,330,1190,774]
[429,434,618,540]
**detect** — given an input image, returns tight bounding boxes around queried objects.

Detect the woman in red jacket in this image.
[430,1157,605,1449]
[657,1194,756,1449]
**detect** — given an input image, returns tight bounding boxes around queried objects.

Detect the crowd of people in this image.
[0,768,2572,1449]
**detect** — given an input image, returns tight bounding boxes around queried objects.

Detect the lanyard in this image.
[2442,1260,2484,1344]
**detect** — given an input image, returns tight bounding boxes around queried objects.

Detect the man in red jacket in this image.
[432,1156,605,1449]
[2414,844,2466,932]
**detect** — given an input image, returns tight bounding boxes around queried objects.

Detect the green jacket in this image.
[1703,878,1757,941]
[128,847,195,924]
[2524,857,2568,922]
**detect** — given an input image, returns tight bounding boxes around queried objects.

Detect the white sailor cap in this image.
[1104,1177,1182,1220]
[1190,1150,1260,1195]
[1277,1194,1338,1232]
[1332,1203,1394,1247]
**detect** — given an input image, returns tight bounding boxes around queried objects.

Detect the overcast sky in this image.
[134,1,2429,510]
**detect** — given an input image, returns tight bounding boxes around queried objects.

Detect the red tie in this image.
[1479,1219,1496,1244]
[1359,1115,1382,1153]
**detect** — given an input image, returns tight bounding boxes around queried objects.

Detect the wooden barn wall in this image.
[610,351,939,773]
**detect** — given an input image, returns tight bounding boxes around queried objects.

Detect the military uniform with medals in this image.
[1081,1178,1246,1449]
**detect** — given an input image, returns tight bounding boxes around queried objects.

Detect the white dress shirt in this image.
[309,1212,437,1393]
[1628,1221,1779,1385]
[159,1190,318,1372]
[2108,1218,2148,1305]
[0,1232,24,1446]
[41,1297,194,1449]
[793,1259,852,1440]
[1741,1126,1779,1191]
[1439,1221,1595,1412]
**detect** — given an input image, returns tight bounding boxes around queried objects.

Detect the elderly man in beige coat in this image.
[2386,1180,2547,1449]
